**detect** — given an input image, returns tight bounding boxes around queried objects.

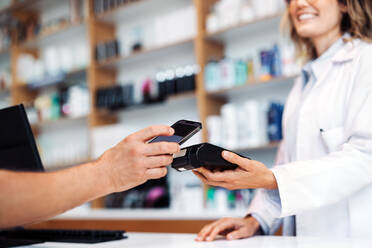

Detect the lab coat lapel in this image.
[295,60,332,161]
[295,40,357,161]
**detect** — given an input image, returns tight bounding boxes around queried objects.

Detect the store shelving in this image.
[206,75,297,99]
[206,12,283,43]
[96,0,188,23]
[98,91,196,116]
[24,67,87,89]
[0,0,37,15]
[0,48,10,58]
[98,38,194,70]
[0,87,10,96]
[19,20,87,49]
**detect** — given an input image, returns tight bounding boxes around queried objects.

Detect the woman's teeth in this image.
[298,14,316,21]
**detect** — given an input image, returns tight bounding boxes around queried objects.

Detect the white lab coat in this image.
[248,38,372,238]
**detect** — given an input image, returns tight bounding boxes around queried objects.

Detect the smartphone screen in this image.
[149,120,201,145]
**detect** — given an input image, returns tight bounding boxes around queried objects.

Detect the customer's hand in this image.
[196,216,260,241]
[96,125,180,192]
[193,151,277,190]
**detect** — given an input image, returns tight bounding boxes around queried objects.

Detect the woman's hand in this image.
[193,151,277,190]
[196,216,260,241]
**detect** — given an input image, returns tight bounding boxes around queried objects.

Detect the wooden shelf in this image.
[100,91,196,115]
[0,48,10,59]
[96,0,147,21]
[0,0,36,15]
[97,38,194,70]
[206,75,297,99]
[0,87,10,95]
[24,67,87,89]
[206,12,283,43]
[96,0,189,23]
[19,20,86,49]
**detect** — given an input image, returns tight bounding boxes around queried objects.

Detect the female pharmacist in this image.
[194,0,372,241]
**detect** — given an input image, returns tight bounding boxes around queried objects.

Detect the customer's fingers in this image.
[145,155,174,168]
[131,126,174,142]
[144,142,180,156]
[145,167,167,179]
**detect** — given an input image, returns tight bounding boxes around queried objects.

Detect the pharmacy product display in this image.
[0,65,11,91]
[96,64,198,110]
[207,101,284,150]
[16,44,89,87]
[95,39,120,62]
[206,187,254,212]
[206,0,286,33]
[93,0,140,14]
[105,176,170,209]
[0,19,12,52]
[37,129,90,170]
[29,84,90,124]
[117,6,196,56]
[15,0,84,44]
[204,44,299,91]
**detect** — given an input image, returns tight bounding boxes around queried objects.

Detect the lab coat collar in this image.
[310,33,357,81]
[331,38,360,64]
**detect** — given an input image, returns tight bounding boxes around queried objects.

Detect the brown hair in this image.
[282,0,372,61]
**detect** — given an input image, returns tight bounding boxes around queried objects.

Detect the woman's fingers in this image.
[192,171,208,183]
[204,219,237,241]
[196,167,231,182]
[226,227,250,240]
[196,223,216,241]
[222,151,253,171]
[193,171,231,189]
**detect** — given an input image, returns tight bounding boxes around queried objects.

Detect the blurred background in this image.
[0,0,300,232]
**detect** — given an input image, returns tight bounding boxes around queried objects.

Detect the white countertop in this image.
[30,233,372,248]
[55,207,247,220]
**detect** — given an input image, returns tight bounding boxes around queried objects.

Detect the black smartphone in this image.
[149,120,202,145]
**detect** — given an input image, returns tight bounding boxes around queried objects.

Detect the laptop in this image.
[0,104,43,172]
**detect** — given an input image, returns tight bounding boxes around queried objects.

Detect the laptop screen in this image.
[0,104,44,172]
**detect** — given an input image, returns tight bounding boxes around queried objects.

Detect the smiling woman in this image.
[283,0,372,60]
[195,0,372,242]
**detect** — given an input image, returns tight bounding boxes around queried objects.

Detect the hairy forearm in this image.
[0,161,112,229]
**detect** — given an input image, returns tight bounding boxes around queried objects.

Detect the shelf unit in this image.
[206,12,283,42]
[1,0,294,222]
[97,38,194,70]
